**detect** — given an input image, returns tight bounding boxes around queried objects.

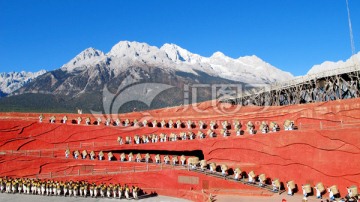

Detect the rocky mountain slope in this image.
[0,70,46,97]
[0,41,294,113]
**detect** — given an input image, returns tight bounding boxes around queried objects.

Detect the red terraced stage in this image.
[1,98,360,201]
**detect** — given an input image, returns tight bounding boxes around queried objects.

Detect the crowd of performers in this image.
[115,120,294,146]
[39,114,295,135]
[0,176,141,199]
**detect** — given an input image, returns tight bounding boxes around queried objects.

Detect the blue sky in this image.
[0,0,359,76]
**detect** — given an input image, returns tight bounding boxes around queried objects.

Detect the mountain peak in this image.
[211,51,226,58]
[77,47,104,59]
[62,47,104,71]
[160,43,197,63]
[307,51,360,75]
[109,41,155,57]
[0,69,47,95]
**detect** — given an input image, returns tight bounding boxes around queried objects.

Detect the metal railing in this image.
[239,65,360,97]
[34,163,186,179]
[1,119,359,157]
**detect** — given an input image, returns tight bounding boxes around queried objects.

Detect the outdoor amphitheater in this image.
[0,92,360,201]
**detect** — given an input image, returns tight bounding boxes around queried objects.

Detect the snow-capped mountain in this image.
[2,40,294,112]
[61,41,294,84]
[0,70,46,96]
[307,52,360,75]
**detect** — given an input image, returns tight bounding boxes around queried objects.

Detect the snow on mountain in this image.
[307,52,360,75]
[0,70,46,95]
[61,48,105,72]
[60,40,294,84]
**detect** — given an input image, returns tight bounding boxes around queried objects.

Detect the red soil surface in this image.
[1,98,360,201]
